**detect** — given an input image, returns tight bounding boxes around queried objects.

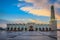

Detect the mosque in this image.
[7,5,57,31]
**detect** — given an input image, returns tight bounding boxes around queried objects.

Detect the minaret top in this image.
[51,5,55,20]
[51,5,54,9]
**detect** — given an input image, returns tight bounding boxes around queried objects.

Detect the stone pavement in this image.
[7,31,57,40]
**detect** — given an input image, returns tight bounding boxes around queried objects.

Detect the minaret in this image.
[50,5,57,31]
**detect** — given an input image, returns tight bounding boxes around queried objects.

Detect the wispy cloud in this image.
[8,18,48,24]
[17,0,60,20]
[20,7,50,16]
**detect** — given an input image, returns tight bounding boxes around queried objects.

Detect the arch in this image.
[39,28,41,31]
[25,28,27,31]
[49,28,51,31]
[29,25,34,31]
[14,27,16,31]
[7,27,9,31]
[21,27,24,31]
[18,27,20,31]
[46,27,48,31]
[35,28,38,31]
[10,27,13,31]
[42,28,44,31]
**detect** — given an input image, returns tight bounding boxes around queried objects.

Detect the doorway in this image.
[29,25,34,31]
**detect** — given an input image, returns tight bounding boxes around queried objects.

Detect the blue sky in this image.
[0,0,51,22]
[0,0,60,28]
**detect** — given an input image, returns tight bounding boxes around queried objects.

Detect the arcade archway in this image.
[29,25,34,31]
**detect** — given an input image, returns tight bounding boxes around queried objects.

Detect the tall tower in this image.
[50,5,57,31]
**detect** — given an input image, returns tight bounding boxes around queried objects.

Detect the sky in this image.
[0,0,60,29]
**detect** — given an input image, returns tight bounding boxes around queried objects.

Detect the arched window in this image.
[35,28,38,31]
[14,27,16,31]
[25,28,27,31]
[11,27,13,31]
[18,27,20,31]
[46,27,48,31]
[42,28,44,31]
[39,28,41,31]
[21,27,23,31]
[49,28,51,31]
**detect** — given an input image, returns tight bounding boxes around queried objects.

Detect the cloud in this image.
[56,14,60,20]
[18,0,60,20]
[28,19,49,24]
[18,0,24,1]
[57,23,60,29]
[0,19,9,24]
[0,24,6,28]
[20,7,50,16]
[23,0,49,9]
[54,2,60,8]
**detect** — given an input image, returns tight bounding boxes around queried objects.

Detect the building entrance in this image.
[29,25,34,31]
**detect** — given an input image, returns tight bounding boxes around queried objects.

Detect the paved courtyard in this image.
[0,31,57,40]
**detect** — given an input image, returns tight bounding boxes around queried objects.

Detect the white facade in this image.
[7,23,51,31]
